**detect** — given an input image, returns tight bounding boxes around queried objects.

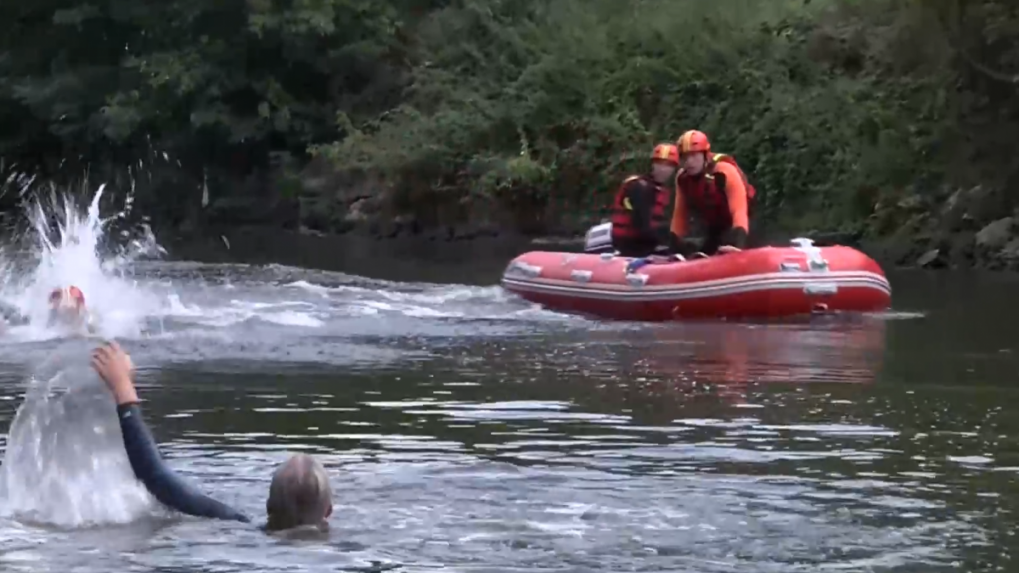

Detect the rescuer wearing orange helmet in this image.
[670,130,757,256]
[609,143,679,257]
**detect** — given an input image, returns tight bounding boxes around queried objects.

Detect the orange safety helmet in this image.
[677,130,711,154]
[651,143,680,165]
[49,286,85,308]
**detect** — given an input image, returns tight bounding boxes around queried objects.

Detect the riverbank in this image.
[160,207,1019,281]
[164,180,1019,275]
[858,186,1019,272]
[162,225,535,284]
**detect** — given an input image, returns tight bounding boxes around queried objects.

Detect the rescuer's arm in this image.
[718,164,749,249]
[116,403,250,522]
[92,342,250,523]
[669,185,699,256]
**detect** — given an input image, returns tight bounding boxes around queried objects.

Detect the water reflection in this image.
[631,317,887,402]
[463,317,889,419]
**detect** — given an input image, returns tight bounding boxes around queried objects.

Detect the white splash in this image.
[0,184,167,340]
[0,183,167,527]
[0,354,156,527]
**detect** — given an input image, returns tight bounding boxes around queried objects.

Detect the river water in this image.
[0,193,1016,572]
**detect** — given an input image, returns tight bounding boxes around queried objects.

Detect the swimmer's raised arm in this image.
[91,342,249,522]
[92,342,333,532]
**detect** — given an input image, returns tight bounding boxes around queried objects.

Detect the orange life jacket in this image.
[677,153,756,228]
[609,175,671,240]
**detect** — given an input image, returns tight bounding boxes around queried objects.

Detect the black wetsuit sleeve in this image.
[622,179,653,237]
[723,227,748,249]
[655,208,673,246]
[116,403,250,522]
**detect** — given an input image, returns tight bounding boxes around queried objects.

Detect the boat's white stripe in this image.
[503,269,890,292]
[502,279,890,301]
[505,267,888,291]
[502,273,891,301]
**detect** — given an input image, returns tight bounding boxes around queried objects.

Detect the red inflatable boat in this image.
[501,238,891,321]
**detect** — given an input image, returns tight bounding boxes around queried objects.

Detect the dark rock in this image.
[298,225,326,237]
[859,234,924,267]
[333,219,357,234]
[916,248,941,268]
[896,194,924,212]
[1003,238,1019,260]
[945,231,976,267]
[942,186,1007,231]
[975,217,1014,249]
[345,197,372,223]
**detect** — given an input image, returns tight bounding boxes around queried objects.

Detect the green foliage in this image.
[0,0,420,221]
[311,0,985,234]
[0,0,1017,235]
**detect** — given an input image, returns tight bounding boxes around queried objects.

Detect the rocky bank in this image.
[154,155,1019,273]
[860,185,1019,271]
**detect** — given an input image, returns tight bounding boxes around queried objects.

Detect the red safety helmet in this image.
[651,143,680,165]
[677,130,711,154]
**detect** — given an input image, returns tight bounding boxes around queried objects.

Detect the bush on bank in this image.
[311,0,960,236]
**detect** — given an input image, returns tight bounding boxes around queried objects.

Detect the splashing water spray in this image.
[0,181,170,527]
[0,348,158,527]
[0,182,166,340]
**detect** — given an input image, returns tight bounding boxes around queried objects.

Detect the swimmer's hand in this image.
[91,341,138,405]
